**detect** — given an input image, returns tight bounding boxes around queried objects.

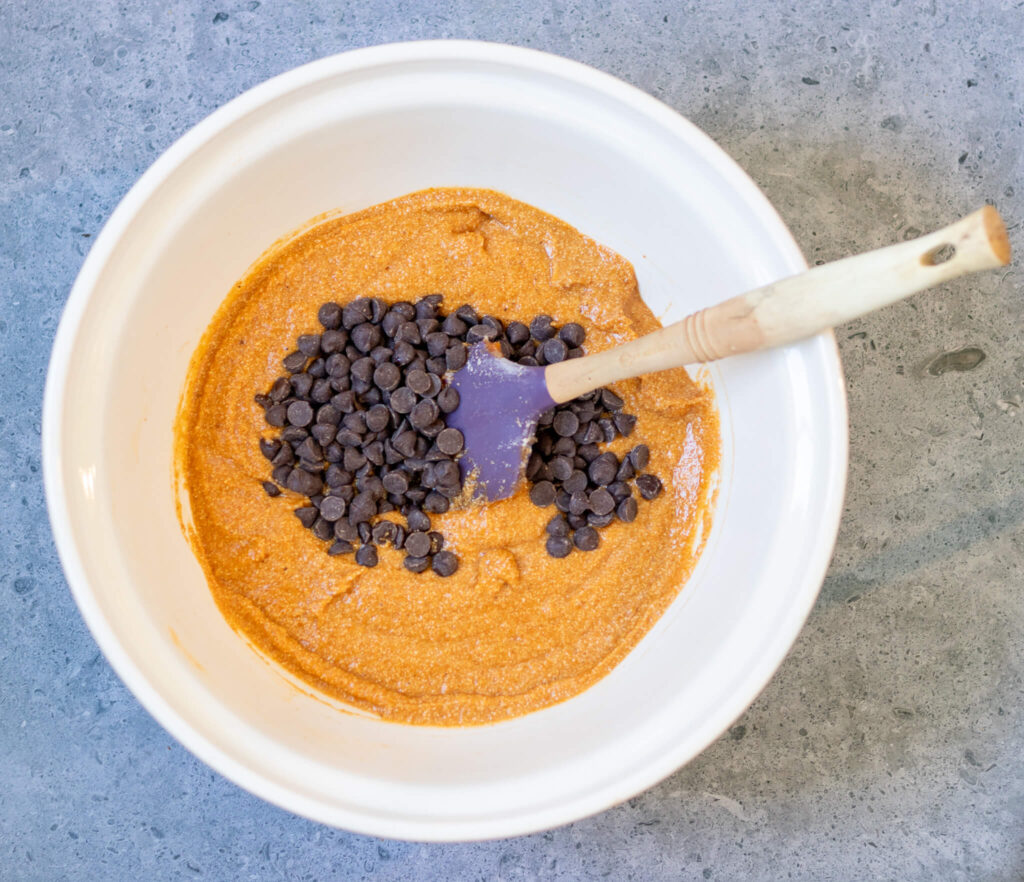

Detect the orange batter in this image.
[175,188,719,725]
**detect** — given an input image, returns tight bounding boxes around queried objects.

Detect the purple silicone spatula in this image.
[447,207,1009,501]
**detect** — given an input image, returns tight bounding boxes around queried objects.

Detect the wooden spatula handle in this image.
[545,206,1010,403]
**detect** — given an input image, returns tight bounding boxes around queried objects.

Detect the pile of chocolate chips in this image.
[255,294,464,576]
[254,295,663,573]
[509,320,664,557]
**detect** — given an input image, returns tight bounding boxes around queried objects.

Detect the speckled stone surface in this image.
[3,2,1022,879]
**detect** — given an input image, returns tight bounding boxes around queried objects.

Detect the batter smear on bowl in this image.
[175,188,720,725]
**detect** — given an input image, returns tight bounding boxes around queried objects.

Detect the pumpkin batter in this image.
[176,188,719,726]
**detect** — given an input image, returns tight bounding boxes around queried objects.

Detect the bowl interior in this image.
[45,43,846,840]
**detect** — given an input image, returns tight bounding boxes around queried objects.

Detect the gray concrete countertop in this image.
[3,2,1022,879]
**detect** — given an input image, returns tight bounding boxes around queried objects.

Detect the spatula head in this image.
[446,343,555,501]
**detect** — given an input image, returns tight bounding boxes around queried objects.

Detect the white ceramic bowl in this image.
[43,41,847,840]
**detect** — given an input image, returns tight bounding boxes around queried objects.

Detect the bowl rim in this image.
[43,39,848,841]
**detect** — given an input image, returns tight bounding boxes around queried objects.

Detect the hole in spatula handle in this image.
[921,243,956,266]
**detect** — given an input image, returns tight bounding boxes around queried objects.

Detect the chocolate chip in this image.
[334,519,359,542]
[432,550,458,576]
[568,491,589,516]
[393,430,418,458]
[348,491,377,523]
[389,386,416,414]
[435,427,464,456]
[357,521,372,544]
[331,390,356,413]
[548,455,573,482]
[294,437,322,463]
[351,322,381,353]
[553,411,579,438]
[282,350,307,372]
[393,341,417,365]
[325,464,350,487]
[608,481,631,502]
[587,511,615,528]
[613,413,637,437]
[390,301,416,321]
[529,481,556,507]
[381,471,409,495]
[431,460,460,486]
[265,403,288,427]
[541,337,568,364]
[423,491,450,513]
[588,487,615,516]
[437,386,459,414]
[262,481,281,497]
[598,389,622,412]
[616,458,635,481]
[365,404,390,433]
[321,328,347,353]
[636,474,663,500]
[403,555,430,573]
[546,535,572,558]
[552,437,576,458]
[364,441,385,466]
[372,521,397,546]
[404,531,432,558]
[287,469,322,496]
[271,465,292,485]
[259,438,281,461]
[504,321,528,345]
[342,299,373,329]
[310,517,333,541]
[335,428,361,448]
[574,526,599,551]
[567,512,588,530]
[441,314,467,336]
[409,398,439,429]
[297,334,321,357]
[373,362,401,391]
[310,380,332,406]
[445,345,467,371]
[424,331,449,357]
[269,377,291,402]
[451,304,475,325]
[628,444,650,471]
[328,539,354,556]
[355,544,378,567]
[319,496,346,521]
[428,531,445,554]
[558,322,585,347]
[546,514,570,538]
[318,302,342,330]
[406,509,431,533]
[616,496,638,522]
[563,470,588,495]
[406,369,431,395]
[466,324,497,344]
[580,422,604,446]
[587,453,618,486]
[416,294,443,318]
[395,321,421,345]
[530,315,555,341]
[339,412,364,436]
[294,506,318,528]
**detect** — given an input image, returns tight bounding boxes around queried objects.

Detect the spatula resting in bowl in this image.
[446,206,1011,501]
